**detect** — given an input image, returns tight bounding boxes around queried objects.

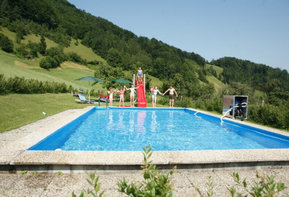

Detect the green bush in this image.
[72,172,104,197]
[118,146,175,197]
[40,56,58,69]
[67,52,86,64]
[0,33,14,53]
[0,74,69,94]
[249,104,287,129]
[228,172,286,197]
[16,44,29,57]
[175,97,193,108]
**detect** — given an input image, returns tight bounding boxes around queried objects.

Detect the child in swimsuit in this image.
[107,89,115,107]
[151,86,163,108]
[137,67,143,82]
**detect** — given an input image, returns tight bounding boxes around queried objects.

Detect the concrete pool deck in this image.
[1,106,289,172]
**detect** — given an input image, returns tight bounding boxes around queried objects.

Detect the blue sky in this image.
[68,0,289,71]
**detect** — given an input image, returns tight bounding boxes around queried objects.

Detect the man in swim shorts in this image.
[163,85,178,107]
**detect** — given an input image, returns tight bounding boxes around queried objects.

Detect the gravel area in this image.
[1,167,289,197]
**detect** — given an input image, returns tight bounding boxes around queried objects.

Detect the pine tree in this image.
[39,36,47,55]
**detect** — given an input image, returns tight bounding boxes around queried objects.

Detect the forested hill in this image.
[0,0,210,96]
[1,0,289,129]
[211,57,289,92]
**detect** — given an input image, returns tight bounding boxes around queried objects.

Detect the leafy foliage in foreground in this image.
[71,148,287,197]
[118,146,175,197]
[72,172,104,197]
[228,172,287,197]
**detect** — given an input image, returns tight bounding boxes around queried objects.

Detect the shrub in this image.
[0,33,14,53]
[40,56,58,69]
[67,52,85,63]
[228,172,286,197]
[118,146,175,197]
[0,74,69,94]
[72,172,104,197]
[16,44,29,57]
[175,97,193,108]
[248,104,287,129]
[45,46,66,66]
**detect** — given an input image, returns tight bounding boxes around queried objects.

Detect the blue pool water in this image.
[28,108,289,151]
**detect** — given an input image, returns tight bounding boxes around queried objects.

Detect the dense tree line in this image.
[211,57,289,92]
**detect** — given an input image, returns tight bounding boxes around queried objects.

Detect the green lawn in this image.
[0,93,97,133]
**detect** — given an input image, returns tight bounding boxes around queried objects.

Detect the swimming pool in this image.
[28,107,289,151]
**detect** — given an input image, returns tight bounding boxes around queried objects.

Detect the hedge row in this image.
[0,74,71,95]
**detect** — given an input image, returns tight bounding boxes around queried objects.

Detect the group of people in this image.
[107,85,137,107]
[150,85,178,107]
[107,67,178,107]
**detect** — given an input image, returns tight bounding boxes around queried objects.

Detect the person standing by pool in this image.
[118,87,126,106]
[125,85,137,107]
[163,85,178,107]
[107,89,115,107]
[151,86,163,108]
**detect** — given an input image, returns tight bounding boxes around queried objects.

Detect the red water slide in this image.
[137,81,147,107]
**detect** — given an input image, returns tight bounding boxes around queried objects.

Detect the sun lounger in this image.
[75,94,96,104]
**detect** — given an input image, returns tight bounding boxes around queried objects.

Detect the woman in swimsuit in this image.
[151,86,163,108]
[163,85,178,107]
[107,89,115,107]
[125,85,137,107]
[118,87,126,106]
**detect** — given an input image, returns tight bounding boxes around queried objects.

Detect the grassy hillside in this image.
[206,75,226,94]
[0,51,103,90]
[64,39,107,63]
[0,26,107,63]
[0,27,58,49]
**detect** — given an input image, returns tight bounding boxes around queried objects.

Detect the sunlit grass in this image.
[0,93,96,133]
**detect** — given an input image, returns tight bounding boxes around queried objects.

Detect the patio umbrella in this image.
[110,78,132,84]
[76,76,103,101]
